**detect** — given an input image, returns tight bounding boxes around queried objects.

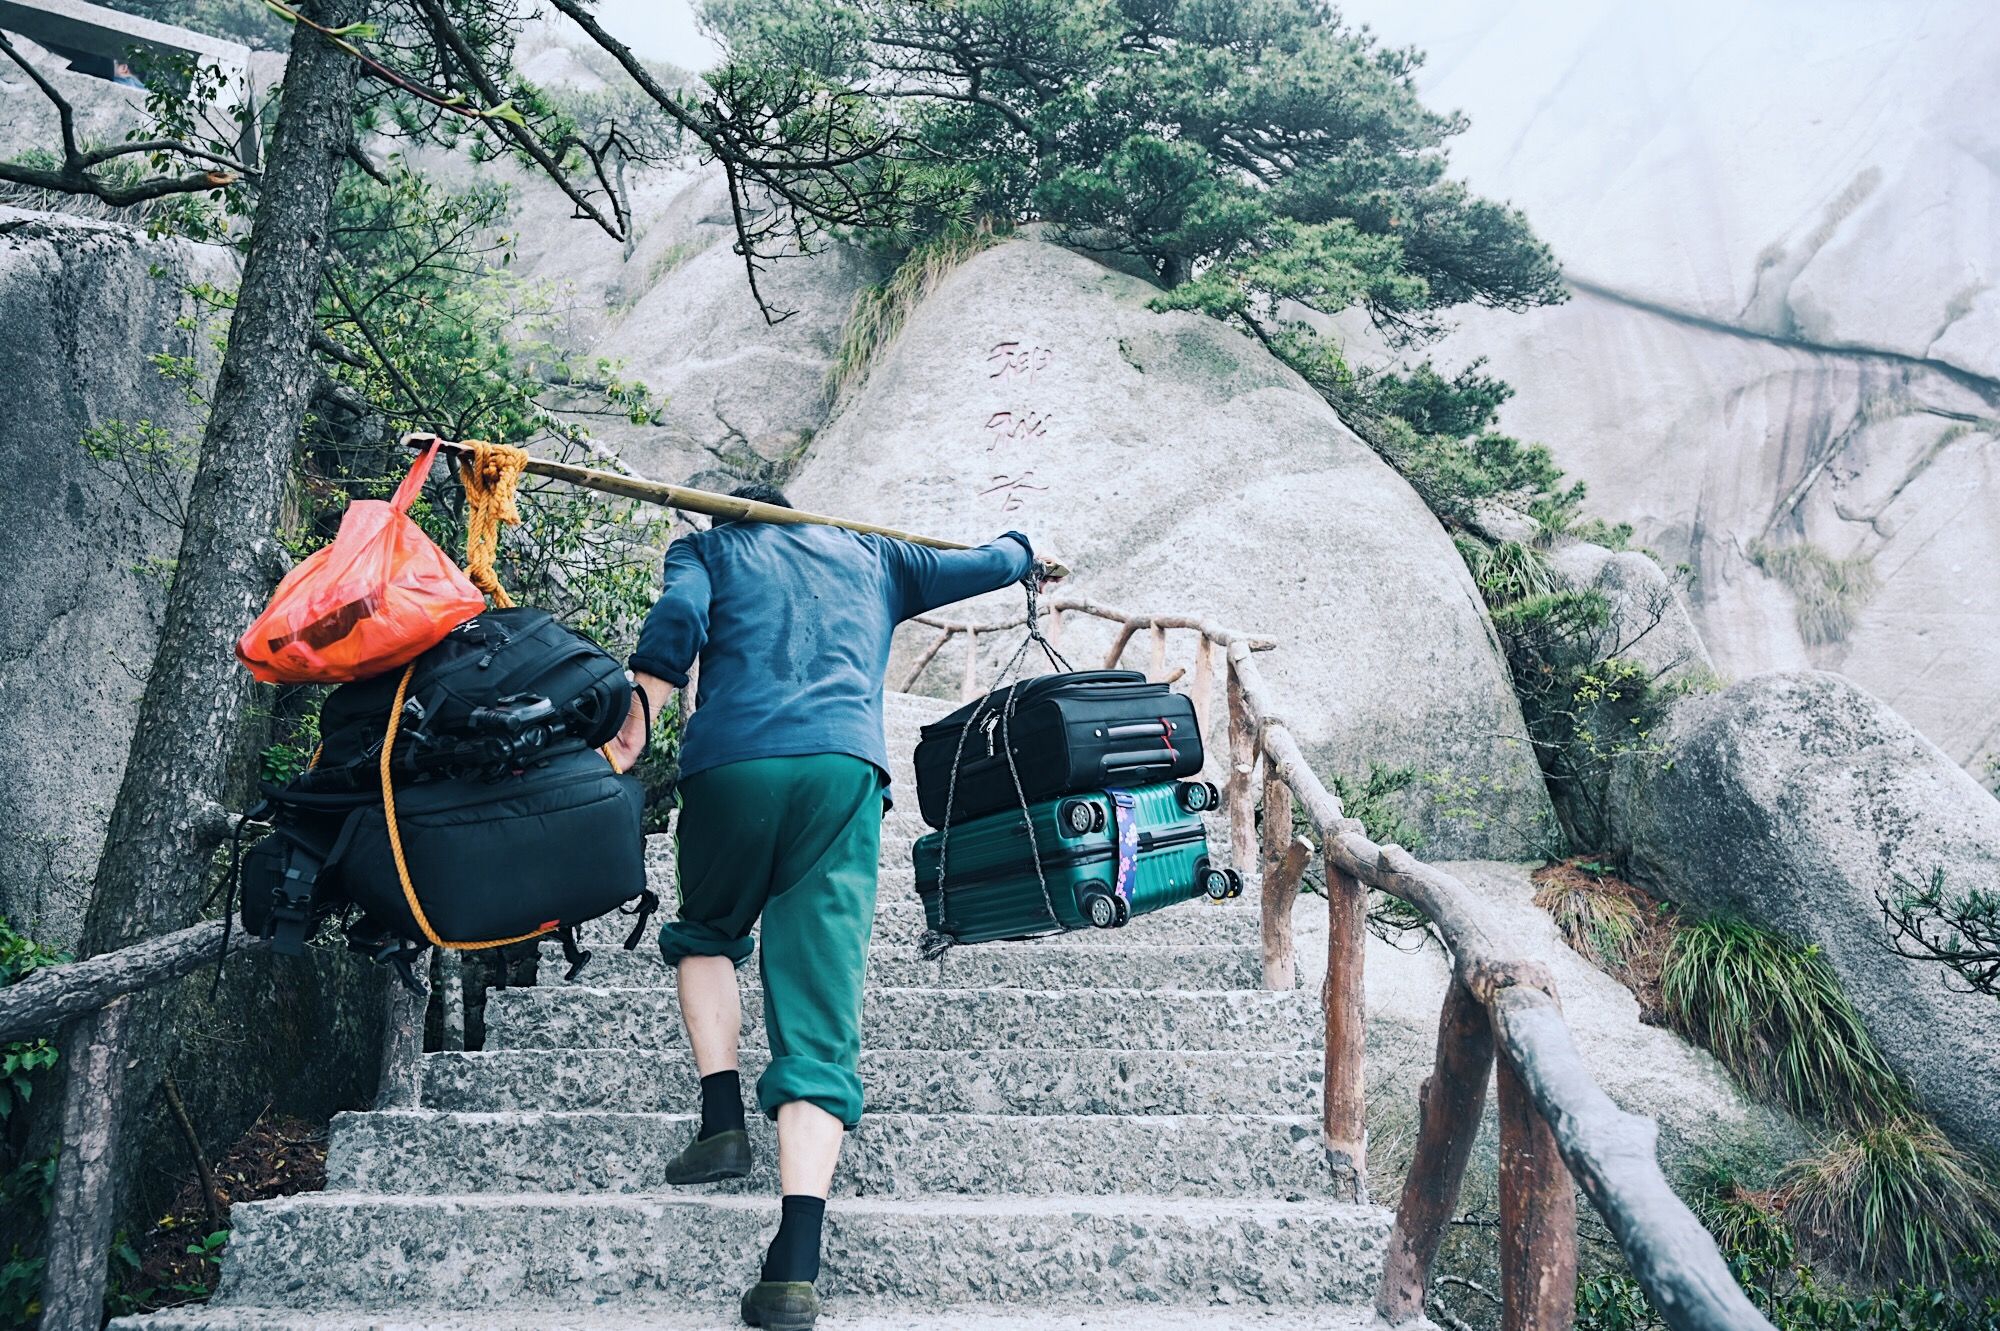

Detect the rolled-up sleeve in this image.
[879,531,1034,621]
[629,537,712,686]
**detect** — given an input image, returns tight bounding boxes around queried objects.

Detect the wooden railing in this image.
[8,594,1776,1331]
[908,596,1776,1331]
[3,918,452,1330]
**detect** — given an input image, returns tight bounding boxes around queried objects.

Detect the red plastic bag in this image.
[237,441,487,684]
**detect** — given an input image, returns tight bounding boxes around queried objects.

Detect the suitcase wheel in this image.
[1112,895,1131,927]
[1176,781,1218,814]
[1201,866,1234,901]
[1061,798,1105,835]
[1084,890,1120,929]
[1226,869,1244,899]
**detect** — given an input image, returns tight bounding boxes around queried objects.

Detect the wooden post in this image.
[1191,637,1215,771]
[960,629,980,701]
[1149,624,1168,681]
[1224,664,1259,876]
[375,963,432,1110]
[438,948,465,1051]
[1046,607,1064,649]
[1377,978,1495,1322]
[40,999,132,1331]
[1103,619,1141,669]
[1259,773,1303,990]
[1323,847,1369,1201]
[1497,1018,1580,1331]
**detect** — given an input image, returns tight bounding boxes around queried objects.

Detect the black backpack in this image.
[233,607,655,986]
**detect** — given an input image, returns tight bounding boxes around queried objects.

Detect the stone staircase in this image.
[122,692,1405,1329]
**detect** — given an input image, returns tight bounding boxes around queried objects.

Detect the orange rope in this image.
[380,661,553,952]
[457,439,529,607]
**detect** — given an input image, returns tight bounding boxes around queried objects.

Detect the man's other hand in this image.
[608,670,674,772]
[1034,553,1069,586]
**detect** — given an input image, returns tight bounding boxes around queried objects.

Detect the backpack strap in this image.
[557,925,591,981]
[380,661,558,952]
[620,888,660,951]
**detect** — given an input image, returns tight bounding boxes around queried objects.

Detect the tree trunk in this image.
[43,2,364,1319]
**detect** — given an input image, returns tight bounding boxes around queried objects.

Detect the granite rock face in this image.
[1337,0,2000,773]
[792,239,1555,857]
[1609,671,2000,1156]
[0,208,233,945]
[504,168,884,488]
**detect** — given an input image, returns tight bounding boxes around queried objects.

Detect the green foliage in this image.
[1356,359,1513,438]
[95,1,292,49]
[710,0,1562,333]
[0,918,65,1329]
[257,694,323,786]
[1326,764,1426,852]
[1660,918,1909,1126]
[81,418,200,529]
[1749,540,1880,646]
[1578,1166,2000,1330]
[1460,539,1561,607]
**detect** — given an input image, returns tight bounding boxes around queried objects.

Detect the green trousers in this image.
[660,753,883,1128]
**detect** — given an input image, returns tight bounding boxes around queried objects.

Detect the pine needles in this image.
[1661,917,1909,1126]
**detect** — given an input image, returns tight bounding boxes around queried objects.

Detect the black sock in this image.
[697,1070,746,1141]
[761,1194,827,1284]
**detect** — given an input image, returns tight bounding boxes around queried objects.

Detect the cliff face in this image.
[0,208,234,946]
[1339,0,2000,774]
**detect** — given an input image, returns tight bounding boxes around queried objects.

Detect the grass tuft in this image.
[1661,917,1909,1126]
[1749,540,1879,645]
[1778,1118,2000,1288]
[828,222,1006,400]
[1534,862,1646,968]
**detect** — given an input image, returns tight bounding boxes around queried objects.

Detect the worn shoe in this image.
[661,1129,752,1184]
[740,1280,820,1330]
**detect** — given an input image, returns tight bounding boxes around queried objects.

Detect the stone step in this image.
[423,1047,1322,1116]
[591,894,1264,950]
[548,940,1264,990]
[484,986,1323,1053]
[116,1304,1411,1330]
[210,1192,1391,1309]
[327,1110,1338,1198]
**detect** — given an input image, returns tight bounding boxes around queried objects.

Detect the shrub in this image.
[1660,918,1909,1126]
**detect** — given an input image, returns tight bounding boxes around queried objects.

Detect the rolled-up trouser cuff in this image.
[658,919,755,969]
[757,1054,864,1129]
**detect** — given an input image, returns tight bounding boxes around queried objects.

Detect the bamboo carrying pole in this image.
[404,434,1070,577]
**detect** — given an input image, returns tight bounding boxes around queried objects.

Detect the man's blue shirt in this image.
[630,522,1033,795]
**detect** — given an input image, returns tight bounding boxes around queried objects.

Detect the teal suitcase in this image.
[912,780,1243,943]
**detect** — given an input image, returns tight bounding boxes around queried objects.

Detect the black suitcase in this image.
[913,671,1205,829]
